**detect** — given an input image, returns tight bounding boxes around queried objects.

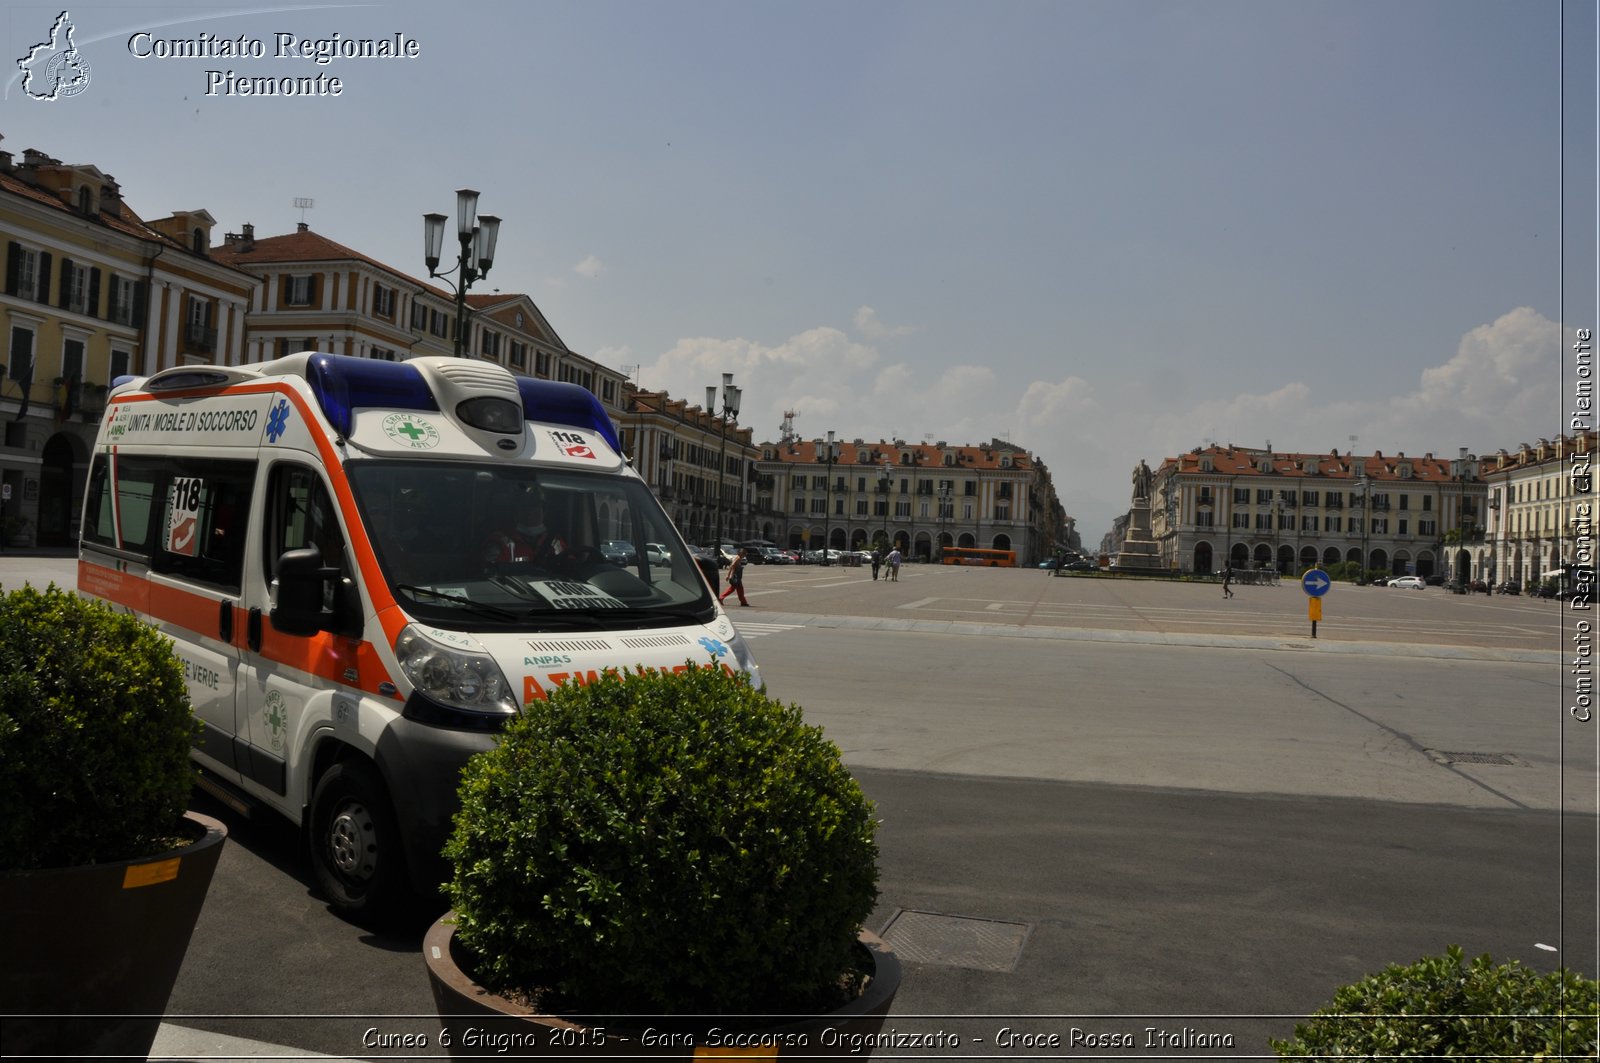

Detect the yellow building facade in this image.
[0,143,256,546]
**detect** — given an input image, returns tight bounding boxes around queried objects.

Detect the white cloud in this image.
[1017,376,1096,426]
[853,306,917,340]
[632,306,1567,545]
[1417,306,1558,423]
[574,255,607,279]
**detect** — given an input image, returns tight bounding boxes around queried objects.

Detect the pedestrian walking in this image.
[1222,565,1234,599]
[870,549,882,580]
[887,547,902,582]
[719,548,751,607]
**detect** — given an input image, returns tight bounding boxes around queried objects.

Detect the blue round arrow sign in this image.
[1302,568,1331,597]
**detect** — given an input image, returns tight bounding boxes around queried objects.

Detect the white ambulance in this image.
[78,353,760,922]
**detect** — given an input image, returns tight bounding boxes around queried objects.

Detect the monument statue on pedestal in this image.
[1112,459,1163,573]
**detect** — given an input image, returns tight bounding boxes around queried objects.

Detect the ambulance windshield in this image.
[349,463,715,629]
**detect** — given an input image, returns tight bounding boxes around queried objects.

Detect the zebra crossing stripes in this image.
[731,620,804,640]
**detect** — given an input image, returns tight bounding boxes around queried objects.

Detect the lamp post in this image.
[706,374,741,546]
[878,461,892,550]
[1353,473,1371,583]
[938,482,952,561]
[1270,496,1282,576]
[423,189,501,358]
[817,431,839,564]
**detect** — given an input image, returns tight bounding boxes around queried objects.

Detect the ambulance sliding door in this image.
[137,458,256,786]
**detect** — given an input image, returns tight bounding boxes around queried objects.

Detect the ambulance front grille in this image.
[525,638,614,653]
[620,634,696,650]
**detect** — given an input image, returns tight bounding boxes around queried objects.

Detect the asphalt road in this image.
[5,555,1594,1060]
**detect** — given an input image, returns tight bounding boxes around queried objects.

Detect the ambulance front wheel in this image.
[309,759,408,924]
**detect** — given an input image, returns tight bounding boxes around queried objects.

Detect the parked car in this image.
[1424,574,1446,586]
[759,546,794,564]
[686,544,722,568]
[644,543,672,565]
[1497,580,1522,596]
[599,540,637,565]
[1387,575,1425,590]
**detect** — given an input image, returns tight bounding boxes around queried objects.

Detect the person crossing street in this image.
[719,547,751,607]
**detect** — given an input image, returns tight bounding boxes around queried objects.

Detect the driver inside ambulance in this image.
[482,487,567,566]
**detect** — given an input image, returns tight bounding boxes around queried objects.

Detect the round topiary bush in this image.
[0,583,198,871]
[443,662,880,1016]
[1271,945,1598,1059]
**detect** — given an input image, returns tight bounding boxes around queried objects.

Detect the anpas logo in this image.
[17,11,92,101]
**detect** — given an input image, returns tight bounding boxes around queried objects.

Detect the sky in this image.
[3,0,1594,543]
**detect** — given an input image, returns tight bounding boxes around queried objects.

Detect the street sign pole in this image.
[1301,568,1331,639]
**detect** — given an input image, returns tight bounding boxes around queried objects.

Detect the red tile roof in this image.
[1163,445,1474,483]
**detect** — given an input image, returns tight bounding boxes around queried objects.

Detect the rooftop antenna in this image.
[620,364,641,386]
[1348,434,1358,458]
[293,197,314,225]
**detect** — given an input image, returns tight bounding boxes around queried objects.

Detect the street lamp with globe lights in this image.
[816,431,840,564]
[423,189,501,358]
[706,374,742,546]
[878,461,892,550]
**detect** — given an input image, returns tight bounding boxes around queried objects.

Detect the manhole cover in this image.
[1429,750,1518,766]
[878,909,1030,972]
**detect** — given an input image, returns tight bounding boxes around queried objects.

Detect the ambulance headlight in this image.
[726,632,764,691]
[395,625,517,718]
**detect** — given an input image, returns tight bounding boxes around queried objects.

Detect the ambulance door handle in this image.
[219,599,234,644]
[247,607,263,653]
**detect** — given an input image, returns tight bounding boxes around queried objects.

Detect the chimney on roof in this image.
[98,175,123,216]
[224,223,257,252]
[297,221,309,233]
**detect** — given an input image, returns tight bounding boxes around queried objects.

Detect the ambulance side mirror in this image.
[272,547,328,636]
[696,556,720,596]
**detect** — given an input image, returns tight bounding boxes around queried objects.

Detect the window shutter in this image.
[133,279,148,321]
[88,268,101,318]
[58,258,74,307]
[106,273,120,319]
[36,253,51,304]
[5,243,18,297]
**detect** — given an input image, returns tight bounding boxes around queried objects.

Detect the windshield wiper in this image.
[394,584,520,622]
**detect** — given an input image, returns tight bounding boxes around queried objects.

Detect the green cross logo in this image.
[263,691,288,752]
[382,413,440,449]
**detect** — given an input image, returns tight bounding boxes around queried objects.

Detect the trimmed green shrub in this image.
[0,584,198,871]
[444,663,880,1016]
[1271,945,1598,1060]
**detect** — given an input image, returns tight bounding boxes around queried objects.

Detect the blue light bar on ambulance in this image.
[516,378,623,453]
[305,355,439,438]
[301,353,622,451]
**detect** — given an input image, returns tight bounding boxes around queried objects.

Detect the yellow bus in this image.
[940,546,1017,567]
